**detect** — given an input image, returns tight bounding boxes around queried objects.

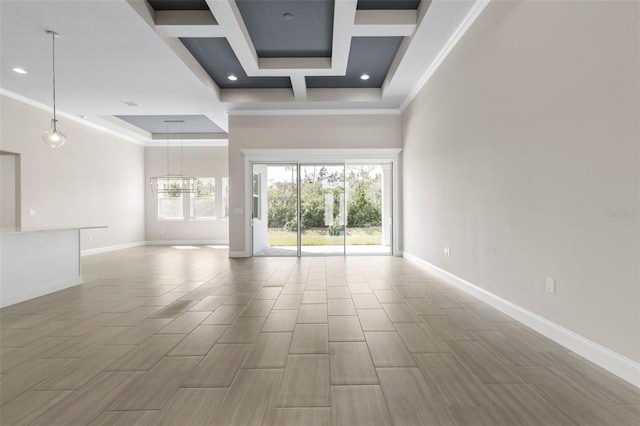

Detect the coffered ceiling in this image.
[0,0,488,144]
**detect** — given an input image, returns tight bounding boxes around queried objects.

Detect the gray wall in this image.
[401,0,639,362]
[0,95,145,250]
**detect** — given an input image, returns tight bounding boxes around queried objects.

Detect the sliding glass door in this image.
[299,164,345,256]
[252,164,298,256]
[252,161,392,257]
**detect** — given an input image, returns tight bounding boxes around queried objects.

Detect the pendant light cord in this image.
[47,31,59,127]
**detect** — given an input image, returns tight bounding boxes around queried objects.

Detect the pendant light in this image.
[42,30,67,148]
[150,120,198,194]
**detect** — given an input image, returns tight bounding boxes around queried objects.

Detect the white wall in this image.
[145,146,229,243]
[0,94,145,251]
[228,114,402,255]
[402,0,639,363]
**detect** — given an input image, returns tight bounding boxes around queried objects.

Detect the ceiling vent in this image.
[121,101,140,107]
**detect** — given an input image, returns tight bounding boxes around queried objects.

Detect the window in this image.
[191,178,215,219]
[222,177,230,218]
[157,179,184,220]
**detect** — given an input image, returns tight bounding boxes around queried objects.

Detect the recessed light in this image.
[283,13,293,21]
[12,67,28,74]
[227,75,238,81]
[360,74,370,80]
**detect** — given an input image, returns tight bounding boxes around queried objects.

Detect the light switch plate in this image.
[545,277,555,294]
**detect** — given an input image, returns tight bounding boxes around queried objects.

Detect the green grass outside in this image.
[268,227,382,246]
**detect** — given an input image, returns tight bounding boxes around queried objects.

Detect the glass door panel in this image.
[345,163,392,255]
[299,164,345,256]
[252,164,298,256]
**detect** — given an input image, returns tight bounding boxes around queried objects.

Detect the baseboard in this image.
[229,250,250,258]
[81,241,146,256]
[402,251,640,388]
[0,277,83,308]
[145,240,229,246]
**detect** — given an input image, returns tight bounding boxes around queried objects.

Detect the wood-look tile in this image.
[373,289,404,304]
[183,343,251,387]
[297,304,328,323]
[367,279,392,290]
[520,366,640,425]
[394,322,449,353]
[414,353,493,406]
[157,311,209,334]
[273,294,303,310]
[331,385,393,426]
[37,326,128,358]
[212,368,283,426]
[405,297,443,315]
[427,292,464,309]
[377,367,454,425]
[277,354,330,407]
[89,410,161,426]
[382,303,421,322]
[239,299,275,317]
[0,390,73,425]
[167,325,226,356]
[218,316,266,343]
[31,371,144,426]
[281,284,305,295]
[262,310,298,332]
[109,356,201,410]
[326,286,351,299]
[352,293,382,309]
[267,408,331,426]
[357,309,395,331]
[464,301,514,322]
[445,406,520,426]
[421,315,473,341]
[107,319,172,345]
[448,341,525,384]
[242,332,292,368]
[328,298,356,315]
[254,287,282,299]
[107,306,162,326]
[547,351,640,405]
[328,315,365,342]
[445,308,499,331]
[305,281,327,290]
[289,323,329,354]
[0,358,76,405]
[109,334,184,370]
[329,342,377,385]
[202,305,244,325]
[180,286,216,301]
[151,300,197,319]
[157,388,227,425]
[485,384,577,425]
[471,330,554,367]
[189,295,226,311]
[364,332,416,367]
[302,290,327,304]
[348,283,372,294]
[34,345,134,390]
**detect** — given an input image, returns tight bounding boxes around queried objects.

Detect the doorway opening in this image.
[251,162,392,256]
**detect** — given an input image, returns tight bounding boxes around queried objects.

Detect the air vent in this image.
[121,101,140,107]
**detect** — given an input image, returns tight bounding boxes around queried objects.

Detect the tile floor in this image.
[0,246,638,425]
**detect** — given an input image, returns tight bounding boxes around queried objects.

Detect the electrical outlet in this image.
[160,229,165,235]
[28,209,36,216]
[545,277,555,294]
[88,234,93,241]
[444,248,451,257]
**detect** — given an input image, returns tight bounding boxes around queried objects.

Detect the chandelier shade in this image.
[150,120,198,194]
